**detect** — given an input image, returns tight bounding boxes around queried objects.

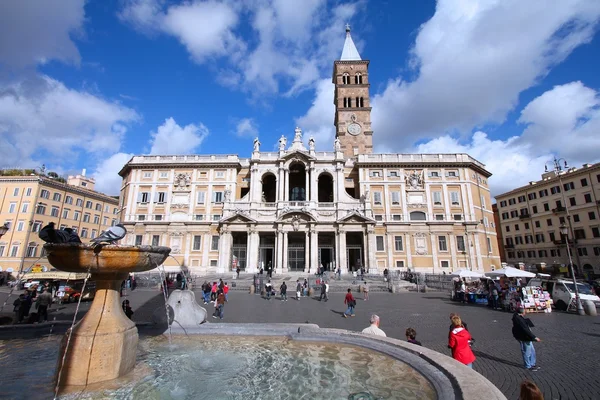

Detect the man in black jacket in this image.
[512,308,541,371]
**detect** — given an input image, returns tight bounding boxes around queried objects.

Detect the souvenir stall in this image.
[486,267,544,312]
[450,269,486,303]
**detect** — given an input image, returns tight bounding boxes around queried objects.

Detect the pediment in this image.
[280,150,315,162]
[220,212,257,224]
[337,211,375,224]
[276,210,316,222]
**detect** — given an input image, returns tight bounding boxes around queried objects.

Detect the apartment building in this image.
[117,28,500,275]
[0,172,119,274]
[494,162,600,276]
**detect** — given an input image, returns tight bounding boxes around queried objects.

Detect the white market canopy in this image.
[485,267,536,278]
[450,269,485,279]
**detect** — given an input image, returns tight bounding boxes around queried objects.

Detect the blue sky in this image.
[1,0,600,196]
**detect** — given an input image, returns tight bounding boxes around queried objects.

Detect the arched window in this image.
[359,97,364,107]
[342,73,349,85]
[355,73,362,84]
[409,211,426,221]
[356,97,360,108]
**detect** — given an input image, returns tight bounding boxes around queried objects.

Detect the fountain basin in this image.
[43,243,171,279]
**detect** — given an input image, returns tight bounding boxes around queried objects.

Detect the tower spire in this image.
[340,24,361,61]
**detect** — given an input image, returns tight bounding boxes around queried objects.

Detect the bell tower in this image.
[333,25,373,158]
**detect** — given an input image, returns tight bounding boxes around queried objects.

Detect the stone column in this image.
[246,228,258,273]
[278,166,285,202]
[218,227,230,273]
[284,168,290,201]
[304,230,310,272]
[305,168,309,202]
[310,228,318,273]
[282,231,289,273]
[338,227,347,274]
[366,226,377,273]
[275,230,282,274]
[310,166,317,202]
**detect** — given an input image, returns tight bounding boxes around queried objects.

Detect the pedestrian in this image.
[122,300,134,320]
[448,315,476,368]
[13,294,24,324]
[265,280,273,300]
[491,284,500,310]
[236,266,240,279]
[363,281,369,301]
[219,279,224,291]
[448,313,472,348]
[303,279,308,296]
[512,307,541,371]
[461,278,468,303]
[361,314,386,336]
[519,380,544,400]
[202,281,210,304]
[176,273,183,289]
[383,268,389,282]
[212,289,226,319]
[211,281,218,302]
[343,288,356,318]
[337,267,341,280]
[318,280,326,301]
[36,288,53,323]
[296,280,302,300]
[223,282,229,302]
[325,280,329,301]
[280,281,287,301]
[406,328,422,346]
[131,276,137,291]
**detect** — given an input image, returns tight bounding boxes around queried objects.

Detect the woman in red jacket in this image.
[448,315,476,368]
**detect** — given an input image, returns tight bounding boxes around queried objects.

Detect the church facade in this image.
[118,28,500,275]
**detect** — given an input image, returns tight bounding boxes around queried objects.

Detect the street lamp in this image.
[0,223,9,239]
[560,223,585,315]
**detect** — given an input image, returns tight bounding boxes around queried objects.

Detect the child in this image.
[406,328,422,346]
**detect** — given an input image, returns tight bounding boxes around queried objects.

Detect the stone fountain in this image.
[43,243,170,391]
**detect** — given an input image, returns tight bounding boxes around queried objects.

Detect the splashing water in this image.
[154,260,172,345]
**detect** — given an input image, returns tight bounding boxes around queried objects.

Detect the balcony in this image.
[552,206,566,213]
[519,213,531,220]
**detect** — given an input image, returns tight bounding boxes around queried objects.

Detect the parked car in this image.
[56,280,96,303]
[528,277,600,311]
[589,280,600,297]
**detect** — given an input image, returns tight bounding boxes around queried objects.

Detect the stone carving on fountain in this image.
[43,244,170,391]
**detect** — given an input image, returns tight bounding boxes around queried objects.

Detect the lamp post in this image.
[560,223,585,315]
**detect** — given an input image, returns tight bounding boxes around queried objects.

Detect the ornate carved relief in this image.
[291,215,301,231]
[170,203,189,210]
[405,170,424,190]
[173,173,191,190]
[168,231,185,237]
[413,232,428,255]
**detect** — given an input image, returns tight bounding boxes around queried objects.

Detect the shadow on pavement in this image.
[473,350,523,368]
[135,291,170,337]
[330,309,345,316]
[582,332,600,338]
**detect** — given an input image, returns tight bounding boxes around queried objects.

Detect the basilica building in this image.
[118,27,500,275]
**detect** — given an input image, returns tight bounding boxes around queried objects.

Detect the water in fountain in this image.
[154,261,172,345]
[53,266,93,400]
[167,255,191,289]
[0,256,43,313]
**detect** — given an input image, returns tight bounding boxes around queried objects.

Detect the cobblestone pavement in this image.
[2,287,598,400]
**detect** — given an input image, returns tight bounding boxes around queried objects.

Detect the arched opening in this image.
[355,73,362,84]
[409,211,427,221]
[342,73,349,85]
[318,173,334,202]
[261,173,277,202]
[289,162,306,201]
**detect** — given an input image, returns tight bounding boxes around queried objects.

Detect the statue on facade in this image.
[278,135,287,151]
[309,136,315,151]
[253,137,261,152]
[224,189,232,202]
[360,189,370,203]
[334,137,341,151]
[294,127,302,142]
[405,170,423,189]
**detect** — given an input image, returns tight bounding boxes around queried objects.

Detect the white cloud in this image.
[295,79,335,150]
[235,118,259,138]
[149,117,209,155]
[92,152,134,195]
[371,0,600,149]
[0,76,140,168]
[0,0,85,68]
[415,81,600,196]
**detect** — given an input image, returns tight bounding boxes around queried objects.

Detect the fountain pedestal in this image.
[58,276,138,387]
[43,244,170,392]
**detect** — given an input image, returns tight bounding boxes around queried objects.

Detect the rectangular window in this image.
[563,182,575,191]
[388,171,398,177]
[105,205,110,213]
[81,228,88,238]
[65,196,73,205]
[138,192,150,203]
[532,205,538,214]
[85,201,92,209]
[195,214,204,221]
[538,189,548,197]
[543,203,549,211]
[500,200,507,207]
[559,216,565,224]
[36,204,46,215]
[502,212,509,220]
[370,171,381,177]
[550,186,560,194]
[62,209,69,219]
[535,233,544,243]
[93,215,100,224]
[210,260,218,267]
[592,227,600,238]
[160,171,169,178]
[549,232,556,241]
[95,203,102,211]
[152,235,160,246]
[396,260,405,269]
[26,244,37,257]
[486,237,492,253]
[574,229,586,240]
[391,191,400,205]
[8,203,16,213]
[103,217,109,225]
[0,245,4,257]
[376,236,385,251]
[528,193,537,200]
[74,211,80,221]
[135,235,143,245]
[25,187,32,196]
[435,214,443,220]
[374,215,383,221]
[138,215,146,221]
[441,260,449,268]
[10,245,19,257]
[453,214,463,221]
[392,214,402,221]
[547,218,553,226]
[40,189,49,199]
[515,236,523,245]
[373,192,382,205]
[76,199,83,207]
[505,225,511,232]
[447,171,457,177]
[450,191,460,206]
[438,236,448,251]
[21,203,28,213]
[51,206,59,217]
[155,192,166,203]
[394,236,403,251]
[535,221,541,228]
[515,224,520,231]
[12,187,19,196]
[429,171,439,177]
[215,171,225,178]
[212,191,223,203]
[83,213,90,223]
[508,198,516,205]
[577,247,588,257]
[433,191,442,205]
[573,214,580,223]
[569,197,576,207]
[193,235,202,250]
[589,211,596,220]
[518,195,526,203]
[52,193,61,202]
[16,221,24,231]
[212,214,220,221]
[196,191,206,204]
[143,171,152,178]
[154,215,163,221]
[584,193,592,203]
[32,221,42,232]
[456,236,465,252]
[91,230,97,239]
[581,178,588,187]
[211,235,220,251]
